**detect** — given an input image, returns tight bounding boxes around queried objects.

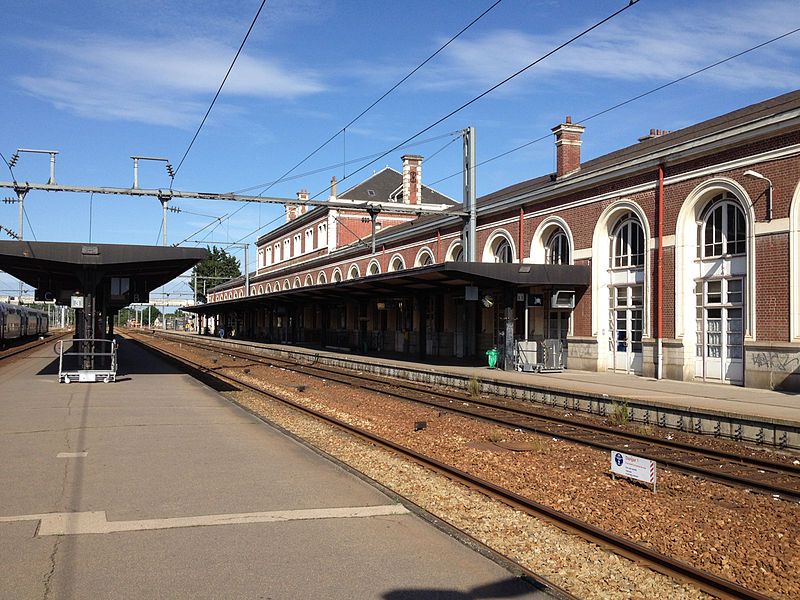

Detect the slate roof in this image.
[339,167,456,205]
[477,89,800,207]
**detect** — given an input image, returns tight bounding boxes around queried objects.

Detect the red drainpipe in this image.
[657,165,664,379]
[519,207,525,263]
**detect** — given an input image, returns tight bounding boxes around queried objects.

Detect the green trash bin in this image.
[486,347,499,369]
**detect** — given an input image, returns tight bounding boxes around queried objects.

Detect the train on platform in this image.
[0,302,49,343]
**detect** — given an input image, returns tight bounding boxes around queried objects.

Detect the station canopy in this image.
[0,241,207,308]
[187,261,591,313]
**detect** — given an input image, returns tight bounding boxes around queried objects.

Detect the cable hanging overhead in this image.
[310,0,642,200]
[172,0,269,180]
[426,24,800,187]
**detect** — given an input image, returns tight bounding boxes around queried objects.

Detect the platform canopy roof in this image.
[0,241,207,306]
[186,261,590,313]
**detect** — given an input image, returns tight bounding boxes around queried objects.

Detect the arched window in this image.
[415,248,434,267]
[701,194,746,258]
[545,229,570,265]
[367,261,380,276]
[305,274,314,286]
[348,264,360,280]
[283,280,290,290]
[266,284,272,293]
[388,255,405,272]
[447,242,464,262]
[494,239,513,263]
[332,269,343,283]
[317,271,328,285]
[293,277,301,288]
[612,215,644,268]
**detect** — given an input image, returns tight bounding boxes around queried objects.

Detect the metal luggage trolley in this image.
[515,339,564,373]
[56,338,118,383]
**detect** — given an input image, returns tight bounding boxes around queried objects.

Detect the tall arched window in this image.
[608,213,646,373]
[368,261,380,276]
[494,239,513,263]
[701,194,746,258]
[545,229,570,265]
[612,216,644,268]
[695,193,747,384]
[332,269,343,283]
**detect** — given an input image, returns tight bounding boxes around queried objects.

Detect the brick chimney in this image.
[638,128,671,142]
[551,116,585,178]
[329,175,337,201]
[286,190,309,222]
[401,154,423,205]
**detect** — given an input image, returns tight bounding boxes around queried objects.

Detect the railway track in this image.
[145,330,800,503]
[0,330,72,363]
[129,330,774,600]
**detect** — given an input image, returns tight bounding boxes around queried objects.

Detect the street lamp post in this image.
[744,170,773,222]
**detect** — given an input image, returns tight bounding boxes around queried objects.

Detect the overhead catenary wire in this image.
[175,130,461,248]
[427,24,800,187]
[171,0,268,180]
[249,0,505,200]
[196,2,503,248]
[310,0,642,200]
[22,205,36,241]
[226,1,640,252]
[0,151,16,182]
[232,130,460,194]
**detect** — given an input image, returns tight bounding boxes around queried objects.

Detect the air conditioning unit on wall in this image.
[551,290,575,309]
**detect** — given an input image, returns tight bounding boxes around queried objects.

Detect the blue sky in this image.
[1,0,800,301]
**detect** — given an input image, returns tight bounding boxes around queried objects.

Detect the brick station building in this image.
[197,90,800,390]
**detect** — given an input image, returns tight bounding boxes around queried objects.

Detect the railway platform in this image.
[152,330,800,450]
[0,337,552,599]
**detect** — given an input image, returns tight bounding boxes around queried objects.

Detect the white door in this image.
[609,285,643,373]
[696,279,743,384]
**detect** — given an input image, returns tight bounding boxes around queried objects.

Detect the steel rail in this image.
[0,330,72,363]
[129,331,773,600]
[147,331,800,501]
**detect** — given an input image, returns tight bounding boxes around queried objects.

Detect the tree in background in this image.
[189,246,241,303]
[116,305,162,326]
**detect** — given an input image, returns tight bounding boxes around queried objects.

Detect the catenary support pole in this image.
[462,127,476,262]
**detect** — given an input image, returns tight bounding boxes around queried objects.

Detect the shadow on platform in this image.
[382,576,547,599]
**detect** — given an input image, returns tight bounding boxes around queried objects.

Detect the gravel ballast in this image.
[141,335,800,599]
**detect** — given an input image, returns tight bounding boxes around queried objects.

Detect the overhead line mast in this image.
[0,180,462,217]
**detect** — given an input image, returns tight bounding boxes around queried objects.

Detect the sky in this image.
[1,0,799,302]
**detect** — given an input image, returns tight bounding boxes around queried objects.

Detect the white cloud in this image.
[413,1,800,93]
[13,35,326,127]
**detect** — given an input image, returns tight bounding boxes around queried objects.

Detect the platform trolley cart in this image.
[56,338,118,383]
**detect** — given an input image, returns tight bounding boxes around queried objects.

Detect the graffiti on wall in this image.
[750,351,800,372]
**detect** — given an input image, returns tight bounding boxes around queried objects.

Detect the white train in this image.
[0,302,49,343]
